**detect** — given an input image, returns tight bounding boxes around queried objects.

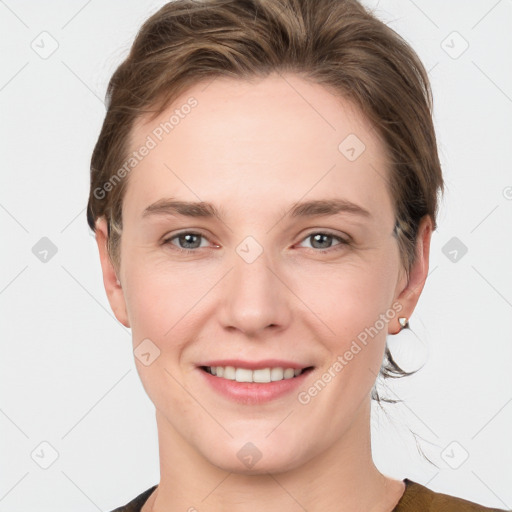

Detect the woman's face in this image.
[97,73,430,473]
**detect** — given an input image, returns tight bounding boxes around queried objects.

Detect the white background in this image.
[1,0,511,510]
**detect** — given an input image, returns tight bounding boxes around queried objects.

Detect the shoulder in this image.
[108,484,158,512]
[394,479,510,512]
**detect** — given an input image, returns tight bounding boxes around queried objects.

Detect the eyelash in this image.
[162,230,350,255]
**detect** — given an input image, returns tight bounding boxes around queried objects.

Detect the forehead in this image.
[123,73,393,224]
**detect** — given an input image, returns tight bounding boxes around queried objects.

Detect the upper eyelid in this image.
[296,232,350,251]
[298,231,349,244]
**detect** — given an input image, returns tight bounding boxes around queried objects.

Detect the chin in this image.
[204,437,310,476]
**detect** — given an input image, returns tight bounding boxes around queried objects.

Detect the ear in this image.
[94,217,130,328]
[389,215,432,334]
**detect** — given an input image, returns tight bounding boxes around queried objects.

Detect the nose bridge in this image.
[219,239,290,334]
[233,245,274,294]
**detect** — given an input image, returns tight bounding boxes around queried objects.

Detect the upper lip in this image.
[199,359,313,370]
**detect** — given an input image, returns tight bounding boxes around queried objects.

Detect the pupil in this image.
[181,234,200,248]
[312,233,331,249]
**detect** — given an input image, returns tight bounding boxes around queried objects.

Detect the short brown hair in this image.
[87,0,444,394]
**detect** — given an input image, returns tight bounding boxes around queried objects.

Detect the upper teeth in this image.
[206,366,303,383]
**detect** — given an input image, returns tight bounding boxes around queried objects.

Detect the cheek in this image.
[122,257,212,345]
[290,258,398,391]
[122,264,199,401]
[294,255,397,333]
[309,274,395,399]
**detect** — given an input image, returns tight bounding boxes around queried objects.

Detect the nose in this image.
[217,248,292,337]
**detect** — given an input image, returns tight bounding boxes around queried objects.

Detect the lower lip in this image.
[198,367,314,405]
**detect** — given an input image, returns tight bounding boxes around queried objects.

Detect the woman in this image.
[87,0,508,510]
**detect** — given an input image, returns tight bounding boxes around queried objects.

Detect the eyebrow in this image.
[141,197,372,221]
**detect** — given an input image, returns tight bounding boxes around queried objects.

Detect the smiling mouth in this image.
[200,365,314,383]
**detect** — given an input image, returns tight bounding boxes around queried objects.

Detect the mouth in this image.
[199,365,315,383]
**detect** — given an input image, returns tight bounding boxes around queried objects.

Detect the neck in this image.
[144,399,404,512]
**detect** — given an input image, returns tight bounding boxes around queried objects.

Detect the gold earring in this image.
[398,317,409,330]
